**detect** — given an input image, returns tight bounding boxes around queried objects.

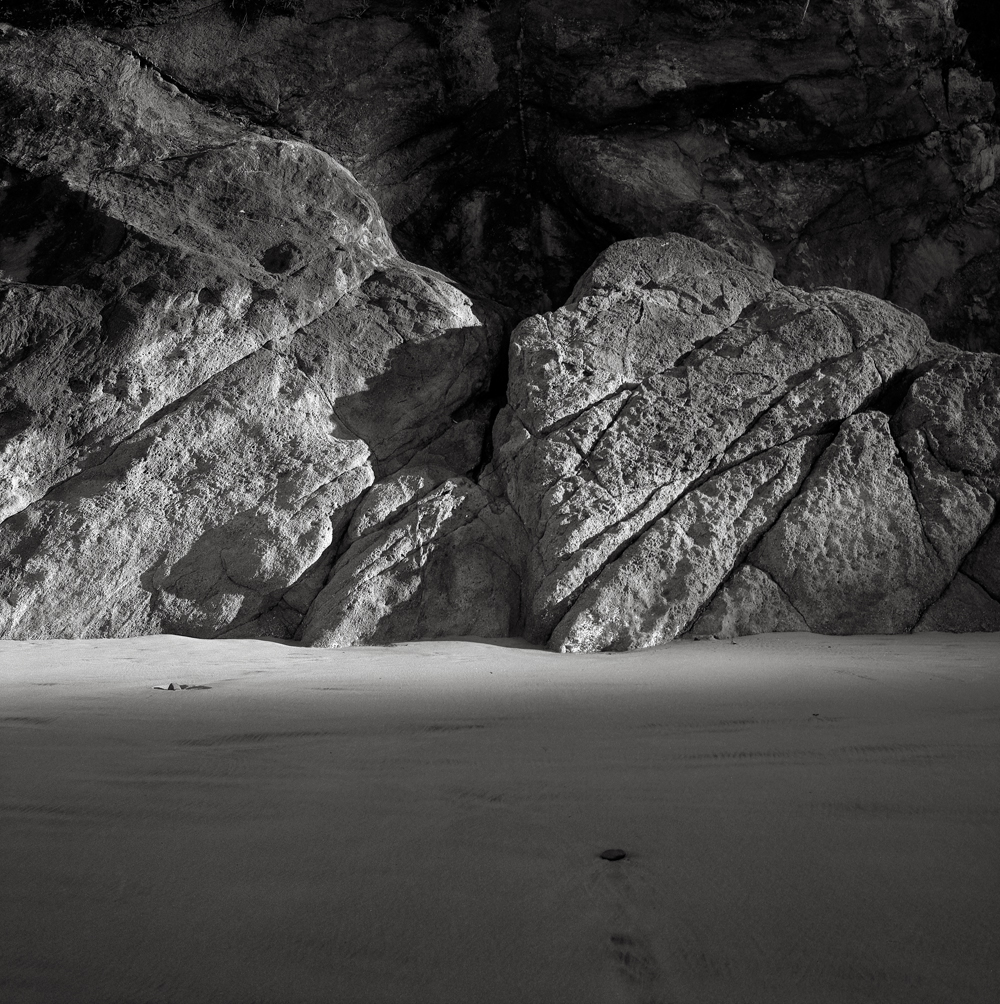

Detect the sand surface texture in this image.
[2,633,998,1004]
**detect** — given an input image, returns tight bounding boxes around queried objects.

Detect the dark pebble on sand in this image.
[599,848,627,861]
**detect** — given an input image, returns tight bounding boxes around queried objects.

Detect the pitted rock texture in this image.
[493,234,999,649]
[297,475,525,647]
[0,7,998,650]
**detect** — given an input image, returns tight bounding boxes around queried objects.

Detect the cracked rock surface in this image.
[0,26,507,641]
[0,6,998,650]
[494,234,999,648]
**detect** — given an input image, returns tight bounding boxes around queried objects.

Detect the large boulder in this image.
[0,11,997,651]
[0,26,506,640]
[493,234,999,649]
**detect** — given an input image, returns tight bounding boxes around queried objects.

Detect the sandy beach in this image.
[2,632,998,1004]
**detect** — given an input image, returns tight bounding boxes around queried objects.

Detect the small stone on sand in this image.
[599,848,627,861]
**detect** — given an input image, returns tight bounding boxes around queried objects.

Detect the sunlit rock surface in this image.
[495,235,999,649]
[0,27,505,641]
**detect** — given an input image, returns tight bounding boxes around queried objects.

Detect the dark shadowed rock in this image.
[961,521,1000,601]
[915,573,1000,632]
[54,0,1000,348]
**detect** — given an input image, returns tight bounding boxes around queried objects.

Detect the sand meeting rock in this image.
[492,234,997,647]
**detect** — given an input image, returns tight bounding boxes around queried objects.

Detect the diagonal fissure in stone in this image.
[674,433,834,638]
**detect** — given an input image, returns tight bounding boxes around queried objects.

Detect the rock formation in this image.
[0,2,997,650]
[0,24,507,640]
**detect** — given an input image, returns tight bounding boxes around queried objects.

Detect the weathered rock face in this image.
[0,4,998,650]
[492,234,998,648]
[0,26,509,640]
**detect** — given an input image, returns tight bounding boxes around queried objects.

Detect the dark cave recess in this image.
[0,163,126,286]
[0,1,997,349]
[956,0,1000,90]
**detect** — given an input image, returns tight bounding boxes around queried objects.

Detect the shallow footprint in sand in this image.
[608,931,661,987]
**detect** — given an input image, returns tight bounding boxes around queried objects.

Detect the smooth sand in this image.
[2,632,998,1004]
